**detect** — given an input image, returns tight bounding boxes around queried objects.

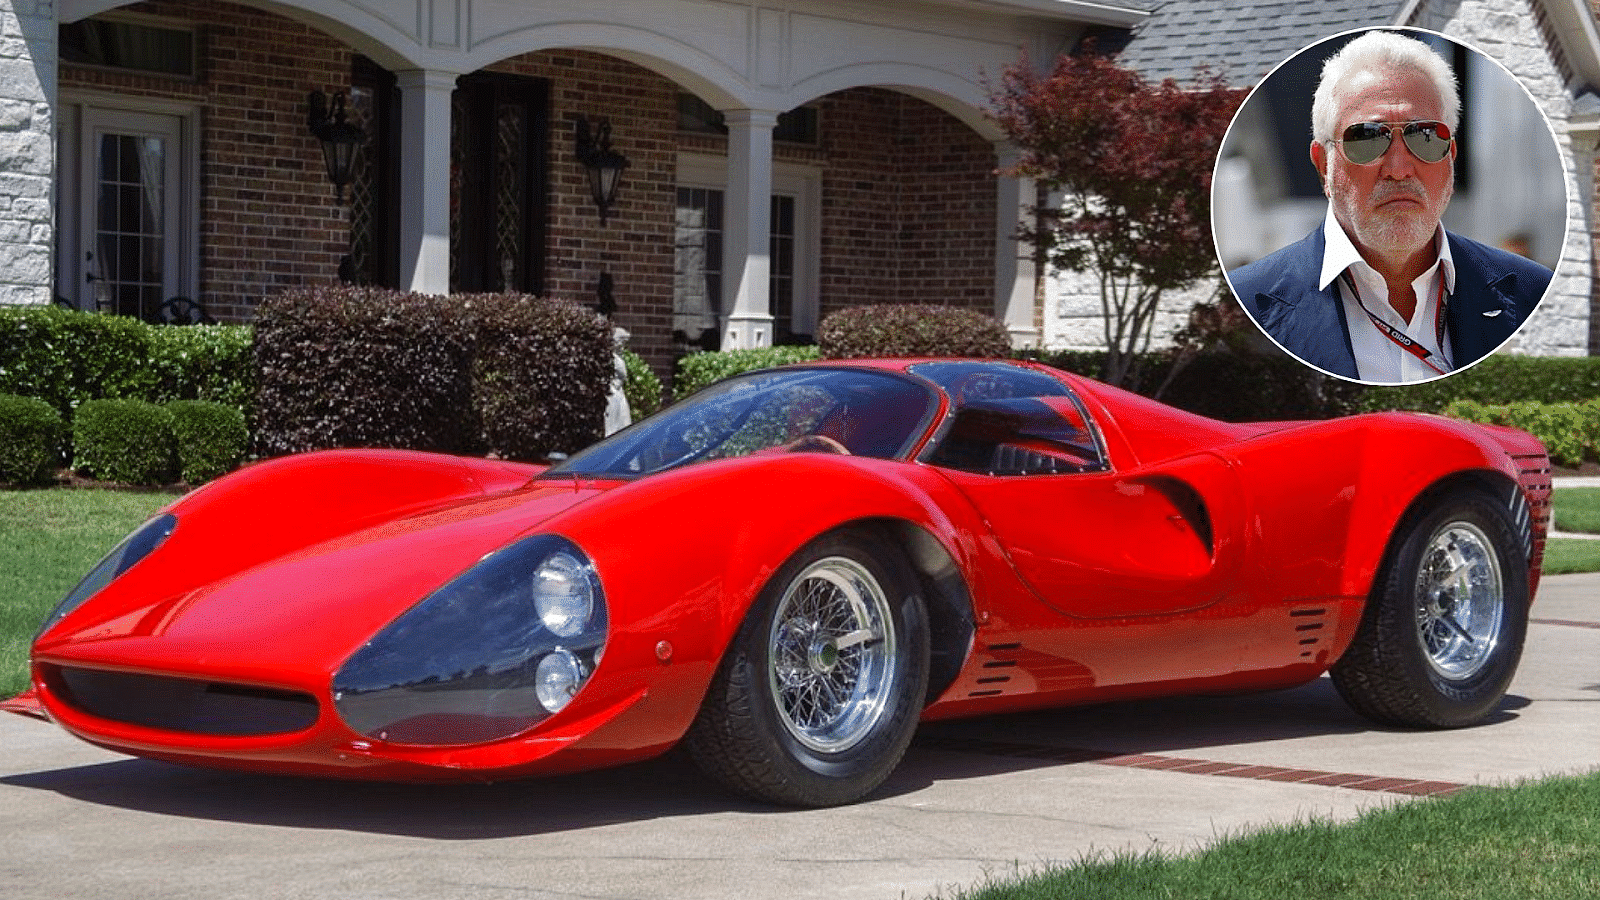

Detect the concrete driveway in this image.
[3,573,1596,900]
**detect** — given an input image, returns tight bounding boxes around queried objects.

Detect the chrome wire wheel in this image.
[1415,520,1504,681]
[767,556,897,754]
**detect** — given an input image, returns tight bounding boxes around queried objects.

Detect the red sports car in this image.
[9,358,1550,806]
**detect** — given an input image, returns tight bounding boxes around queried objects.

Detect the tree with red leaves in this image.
[993,50,1245,389]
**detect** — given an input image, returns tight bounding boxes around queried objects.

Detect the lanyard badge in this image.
[1339,271,1450,376]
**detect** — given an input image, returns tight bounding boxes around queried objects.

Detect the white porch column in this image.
[722,109,779,349]
[993,143,1041,349]
[395,69,457,296]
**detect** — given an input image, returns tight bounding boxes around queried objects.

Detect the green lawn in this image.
[0,489,172,697]
[1553,486,1600,533]
[943,771,1600,900]
[1545,487,1600,574]
[1544,537,1600,575]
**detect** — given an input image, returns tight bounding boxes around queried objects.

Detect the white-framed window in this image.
[675,153,820,347]
[56,92,200,319]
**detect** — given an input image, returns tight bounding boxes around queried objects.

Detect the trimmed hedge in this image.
[1024,348,1366,421]
[466,293,614,459]
[167,400,249,483]
[253,287,612,460]
[819,304,1011,359]
[674,345,822,400]
[0,393,66,484]
[0,304,252,415]
[1444,399,1600,468]
[72,399,177,485]
[146,322,255,411]
[622,348,663,419]
[253,288,474,456]
[1360,355,1600,413]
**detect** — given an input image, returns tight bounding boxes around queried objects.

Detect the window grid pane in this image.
[95,134,165,320]
[674,187,723,348]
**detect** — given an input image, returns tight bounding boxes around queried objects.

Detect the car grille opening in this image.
[48,666,320,737]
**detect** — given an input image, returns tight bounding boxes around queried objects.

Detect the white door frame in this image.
[58,91,200,313]
[677,152,821,340]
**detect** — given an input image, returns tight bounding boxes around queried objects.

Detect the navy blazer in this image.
[1227,228,1551,380]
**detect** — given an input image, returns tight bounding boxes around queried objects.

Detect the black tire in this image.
[685,529,929,807]
[1331,487,1529,728]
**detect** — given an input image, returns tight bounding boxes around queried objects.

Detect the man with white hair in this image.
[1227,30,1551,383]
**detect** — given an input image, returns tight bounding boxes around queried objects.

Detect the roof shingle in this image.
[1113,0,1406,85]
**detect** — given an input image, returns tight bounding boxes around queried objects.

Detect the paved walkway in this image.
[2,574,1596,900]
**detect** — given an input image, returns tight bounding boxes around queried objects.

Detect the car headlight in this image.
[333,534,608,746]
[533,551,594,638]
[37,513,177,639]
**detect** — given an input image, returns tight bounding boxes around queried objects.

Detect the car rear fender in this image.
[1344,416,1549,601]
[1232,413,1545,610]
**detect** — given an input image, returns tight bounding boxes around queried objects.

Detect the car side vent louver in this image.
[1289,607,1329,660]
[969,643,1022,697]
[48,666,319,737]
[1511,453,1551,574]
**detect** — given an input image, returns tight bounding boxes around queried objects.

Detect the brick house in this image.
[7,0,1157,378]
[2,0,1597,379]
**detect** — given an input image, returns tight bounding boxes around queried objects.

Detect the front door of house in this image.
[76,107,184,321]
[449,73,549,295]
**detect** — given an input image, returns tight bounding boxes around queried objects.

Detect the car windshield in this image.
[546,367,938,479]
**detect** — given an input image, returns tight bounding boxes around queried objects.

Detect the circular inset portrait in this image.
[1213,27,1565,385]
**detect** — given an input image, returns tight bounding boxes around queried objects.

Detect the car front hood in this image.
[34,481,615,692]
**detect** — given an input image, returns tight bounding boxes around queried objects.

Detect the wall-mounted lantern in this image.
[574,116,629,225]
[307,89,366,203]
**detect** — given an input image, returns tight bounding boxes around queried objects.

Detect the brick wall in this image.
[0,0,55,306]
[59,1,352,322]
[485,50,682,369]
[890,96,996,309]
[817,88,996,325]
[467,55,998,374]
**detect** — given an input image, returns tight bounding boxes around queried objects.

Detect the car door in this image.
[925,397,1245,620]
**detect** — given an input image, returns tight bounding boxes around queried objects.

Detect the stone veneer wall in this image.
[1419,0,1595,358]
[0,0,55,306]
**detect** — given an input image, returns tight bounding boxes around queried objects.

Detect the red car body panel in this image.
[14,358,1551,782]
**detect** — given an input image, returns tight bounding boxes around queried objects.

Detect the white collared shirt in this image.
[1319,207,1456,383]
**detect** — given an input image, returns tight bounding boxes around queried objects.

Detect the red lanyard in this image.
[1339,270,1450,376]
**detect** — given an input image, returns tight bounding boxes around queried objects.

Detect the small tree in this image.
[992,49,1245,389]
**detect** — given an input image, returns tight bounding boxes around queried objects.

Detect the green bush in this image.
[72,399,176,485]
[1443,398,1600,467]
[167,400,248,483]
[1361,355,1600,413]
[146,323,255,410]
[1023,348,1365,421]
[622,348,663,419]
[673,345,822,400]
[818,304,1011,360]
[0,305,150,413]
[0,305,252,416]
[465,293,612,459]
[0,393,66,484]
[253,287,611,461]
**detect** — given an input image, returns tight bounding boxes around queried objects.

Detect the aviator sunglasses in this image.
[1332,120,1454,165]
